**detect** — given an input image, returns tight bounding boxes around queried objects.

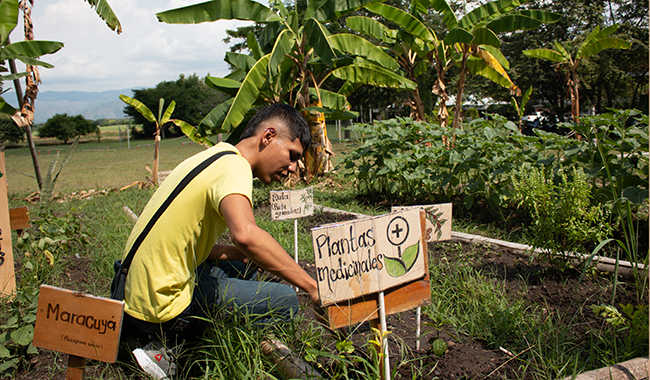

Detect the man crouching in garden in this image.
[120,104,320,378]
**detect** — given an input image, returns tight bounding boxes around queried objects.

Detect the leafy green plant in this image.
[589,303,649,365]
[343,116,534,219]
[563,109,649,206]
[511,166,611,263]
[0,289,39,378]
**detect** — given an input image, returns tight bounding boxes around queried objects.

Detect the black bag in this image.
[110,259,127,300]
[109,150,237,301]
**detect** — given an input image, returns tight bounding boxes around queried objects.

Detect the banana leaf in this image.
[328,33,400,71]
[156,0,282,24]
[365,3,434,43]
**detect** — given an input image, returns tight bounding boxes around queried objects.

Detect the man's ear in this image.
[261,127,277,146]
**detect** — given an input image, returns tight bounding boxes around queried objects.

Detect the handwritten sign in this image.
[33,285,124,363]
[270,187,314,221]
[391,203,452,242]
[0,152,16,296]
[312,209,426,306]
[9,206,30,231]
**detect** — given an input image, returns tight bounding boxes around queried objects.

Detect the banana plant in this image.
[428,0,561,129]
[523,24,631,123]
[345,2,454,127]
[119,95,176,186]
[156,0,417,179]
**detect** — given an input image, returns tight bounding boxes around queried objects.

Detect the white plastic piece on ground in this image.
[133,348,169,380]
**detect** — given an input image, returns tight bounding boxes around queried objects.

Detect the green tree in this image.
[523,24,631,122]
[37,114,97,144]
[0,114,24,144]
[497,0,647,118]
[156,0,416,179]
[123,74,226,139]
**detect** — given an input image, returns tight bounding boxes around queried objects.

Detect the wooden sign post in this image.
[33,285,125,379]
[0,152,16,297]
[270,188,314,279]
[311,209,429,380]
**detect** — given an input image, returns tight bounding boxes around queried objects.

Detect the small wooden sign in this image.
[33,285,124,363]
[0,152,16,296]
[312,209,426,306]
[270,187,314,221]
[9,206,30,231]
[391,203,452,242]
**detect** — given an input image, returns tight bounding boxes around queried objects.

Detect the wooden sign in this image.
[391,203,452,242]
[9,206,30,231]
[33,285,124,363]
[0,152,16,296]
[270,187,314,221]
[325,210,431,329]
[312,209,426,306]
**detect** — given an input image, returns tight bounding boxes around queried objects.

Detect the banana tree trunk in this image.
[302,101,334,181]
[452,50,470,130]
[9,58,42,190]
[153,134,160,185]
[410,88,425,121]
[570,64,580,122]
[432,76,449,129]
[569,63,582,140]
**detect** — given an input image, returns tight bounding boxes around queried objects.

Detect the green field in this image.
[3,124,354,196]
[4,136,208,196]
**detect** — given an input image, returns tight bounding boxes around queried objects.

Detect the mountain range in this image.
[3,88,136,124]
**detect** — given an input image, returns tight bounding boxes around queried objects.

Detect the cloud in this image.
[12,0,251,92]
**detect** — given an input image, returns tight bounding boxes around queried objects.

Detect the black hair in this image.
[240,104,311,150]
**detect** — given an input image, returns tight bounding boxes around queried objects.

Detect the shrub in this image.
[511,166,611,257]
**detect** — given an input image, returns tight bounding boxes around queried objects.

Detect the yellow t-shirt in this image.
[123,143,253,323]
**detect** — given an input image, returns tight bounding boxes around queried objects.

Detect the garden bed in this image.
[294,238,647,379]
[10,211,648,379]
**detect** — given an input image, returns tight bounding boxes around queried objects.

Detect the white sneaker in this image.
[132,340,177,379]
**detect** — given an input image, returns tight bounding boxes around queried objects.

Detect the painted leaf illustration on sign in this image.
[385,242,420,277]
[425,209,447,241]
[384,255,407,277]
[402,242,419,271]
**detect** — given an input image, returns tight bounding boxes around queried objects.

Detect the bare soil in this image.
[12,211,646,379]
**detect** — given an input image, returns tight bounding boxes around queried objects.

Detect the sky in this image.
[11,0,252,93]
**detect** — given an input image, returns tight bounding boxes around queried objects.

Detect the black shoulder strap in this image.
[119,150,237,274]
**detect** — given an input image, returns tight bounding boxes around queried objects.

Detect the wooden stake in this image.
[66,355,86,380]
[0,153,16,297]
[294,218,299,291]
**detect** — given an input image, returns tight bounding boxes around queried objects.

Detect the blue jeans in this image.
[126,261,299,342]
